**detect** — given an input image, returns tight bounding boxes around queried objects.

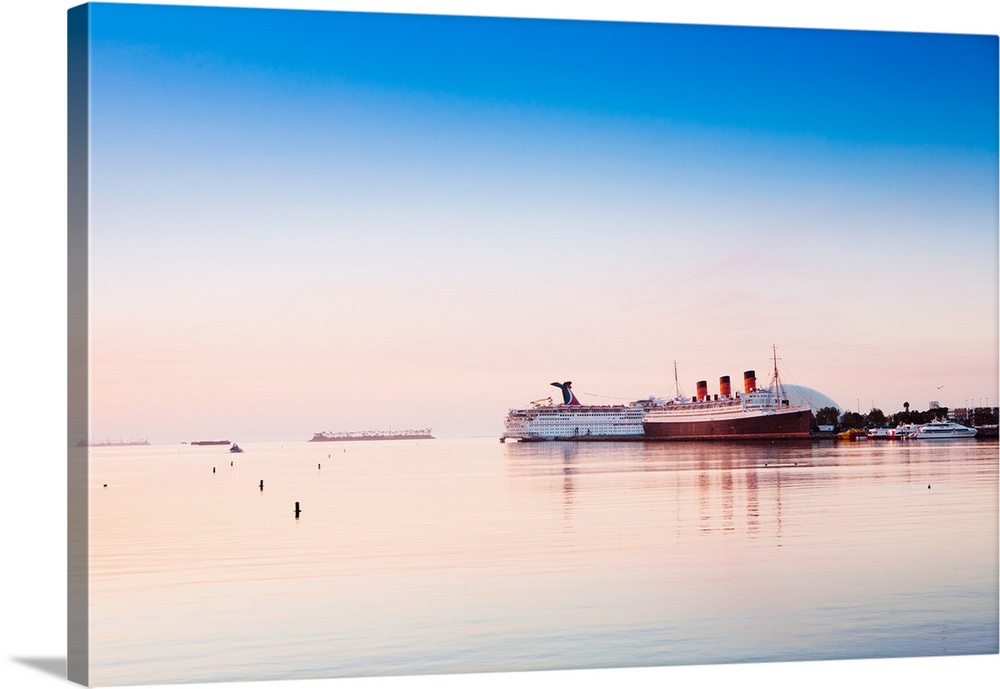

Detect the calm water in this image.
[86,437,999,686]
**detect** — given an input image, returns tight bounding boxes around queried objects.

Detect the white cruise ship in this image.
[501,381,659,442]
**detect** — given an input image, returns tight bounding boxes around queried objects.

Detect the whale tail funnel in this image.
[550,381,581,406]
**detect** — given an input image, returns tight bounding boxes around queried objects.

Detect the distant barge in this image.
[190,440,231,446]
[309,429,434,442]
[76,439,150,447]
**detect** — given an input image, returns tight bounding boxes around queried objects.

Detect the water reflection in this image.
[503,439,998,548]
[499,439,998,664]
[503,438,821,475]
[87,439,998,685]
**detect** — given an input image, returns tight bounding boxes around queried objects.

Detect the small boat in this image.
[974,424,998,438]
[891,423,921,439]
[867,424,920,440]
[912,421,977,440]
[229,443,244,453]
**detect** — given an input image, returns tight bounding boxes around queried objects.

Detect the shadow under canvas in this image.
[12,657,67,680]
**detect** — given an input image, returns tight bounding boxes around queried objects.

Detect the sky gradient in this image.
[83,2,998,442]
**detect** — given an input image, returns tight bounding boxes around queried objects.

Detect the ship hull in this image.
[510,433,646,442]
[643,408,811,440]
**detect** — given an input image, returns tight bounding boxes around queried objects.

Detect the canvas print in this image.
[68,2,998,686]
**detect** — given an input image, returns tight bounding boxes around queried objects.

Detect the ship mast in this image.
[771,344,783,407]
[673,360,683,400]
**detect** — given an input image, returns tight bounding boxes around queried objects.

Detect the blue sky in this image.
[88,6,996,149]
[82,2,998,441]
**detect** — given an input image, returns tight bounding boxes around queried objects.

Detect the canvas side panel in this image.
[67,3,90,686]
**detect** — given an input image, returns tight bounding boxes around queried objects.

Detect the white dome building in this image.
[776,384,842,412]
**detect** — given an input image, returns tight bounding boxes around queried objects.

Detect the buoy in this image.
[294,501,301,518]
[318,463,321,469]
[213,467,216,473]
[259,479,264,490]
[928,484,931,489]
[103,484,107,488]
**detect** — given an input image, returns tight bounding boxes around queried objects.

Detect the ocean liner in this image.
[642,350,811,440]
[501,381,661,442]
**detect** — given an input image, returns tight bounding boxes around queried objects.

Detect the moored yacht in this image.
[891,423,921,439]
[868,424,921,439]
[912,421,977,439]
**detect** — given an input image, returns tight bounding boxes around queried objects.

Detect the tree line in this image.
[812,404,999,431]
